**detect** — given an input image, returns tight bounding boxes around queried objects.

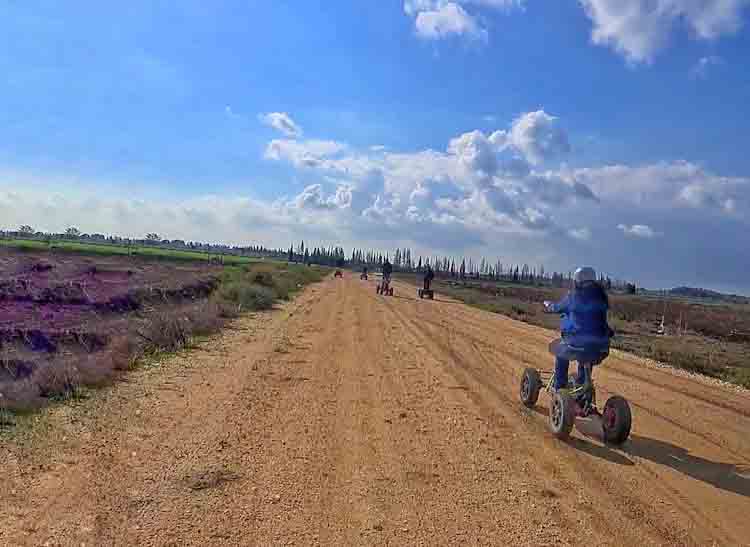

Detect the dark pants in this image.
[551,338,608,390]
[423,278,432,290]
[554,357,587,390]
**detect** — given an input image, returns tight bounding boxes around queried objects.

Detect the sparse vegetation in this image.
[220,282,276,312]
[0,247,326,414]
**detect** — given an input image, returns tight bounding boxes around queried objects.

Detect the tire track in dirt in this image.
[1,275,748,546]
[335,282,569,544]
[411,294,750,469]
[428,296,748,404]
[389,279,750,546]
[381,287,690,546]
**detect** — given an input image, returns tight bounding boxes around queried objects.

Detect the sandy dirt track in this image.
[2,274,749,546]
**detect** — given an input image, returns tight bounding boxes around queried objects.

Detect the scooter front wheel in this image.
[520,367,541,407]
[549,391,575,440]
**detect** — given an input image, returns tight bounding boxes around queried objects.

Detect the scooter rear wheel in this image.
[602,396,632,445]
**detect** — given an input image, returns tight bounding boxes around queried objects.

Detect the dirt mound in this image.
[0,249,229,412]
[94,278,219,313]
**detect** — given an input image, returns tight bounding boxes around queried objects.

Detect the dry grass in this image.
[0,261,327,414]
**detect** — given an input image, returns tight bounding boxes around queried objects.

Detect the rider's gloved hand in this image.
[543,300,553,312]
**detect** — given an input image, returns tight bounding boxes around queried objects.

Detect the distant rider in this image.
[423,264,435,291]
[382,259,393,285]
[543,267,613,392]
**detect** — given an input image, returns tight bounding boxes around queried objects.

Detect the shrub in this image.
[186,301,226,336]
[214,298,240,319]
[252,271,275,287]
[34,361,82,400]
[0,378,43,411]
[138,313,190,353]
[269,276,295,300]
[726,367,750,389]
[110,334,144,371]
[219,282,275,311]
[649,345,723,378]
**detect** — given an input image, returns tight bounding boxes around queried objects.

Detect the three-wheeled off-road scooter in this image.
[376,275,394,296]
[418,287,434,299]
[418,271,435,299]
[520,338,632,445]
[418,278,434,299]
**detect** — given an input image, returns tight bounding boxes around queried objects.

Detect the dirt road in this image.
[2,274,749,546]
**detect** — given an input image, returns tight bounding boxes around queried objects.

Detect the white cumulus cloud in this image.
[447,109,571,170]
[292,184,338,210]
[448,130,498,175]
[569,227,592,241]
[259,112,303,138]
[504,110,571,165]
[264,109,590,241]
[6,105,750,292]
[264,139,347,168]
[404,0,524,41]
[618,223,659,238]
[580,0,750,63]
[414,2,487,41]
[570,160,749,217]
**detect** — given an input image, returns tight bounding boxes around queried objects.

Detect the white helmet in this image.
[574,266,597,286]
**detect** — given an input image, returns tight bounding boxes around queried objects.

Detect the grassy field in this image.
[399,273,750,389]
[0,238,257,265]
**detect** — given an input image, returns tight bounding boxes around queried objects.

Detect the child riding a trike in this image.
[418,264,435,299]
[377,259,394,296]
[519,267,631,444]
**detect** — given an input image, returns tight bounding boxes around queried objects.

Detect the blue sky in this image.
[1,1,750,293]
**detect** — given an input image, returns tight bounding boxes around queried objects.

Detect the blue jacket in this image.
[549,283,612,350]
